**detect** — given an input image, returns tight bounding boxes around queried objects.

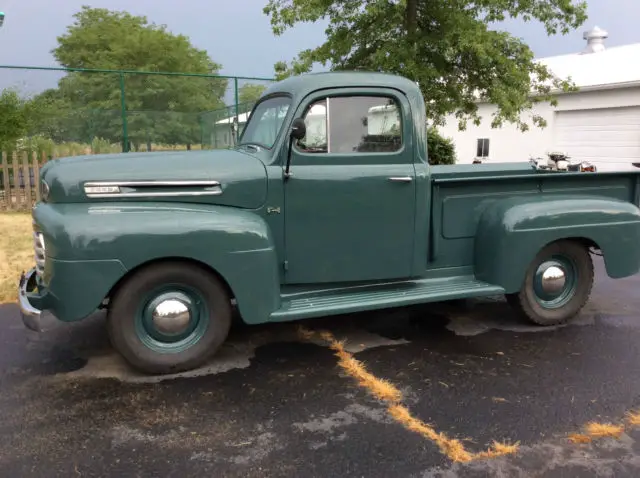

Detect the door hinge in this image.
[283,260,289,271]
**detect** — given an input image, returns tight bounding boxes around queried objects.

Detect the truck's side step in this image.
[269,276,505,322]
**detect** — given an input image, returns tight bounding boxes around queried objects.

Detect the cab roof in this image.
[262,71,420,100]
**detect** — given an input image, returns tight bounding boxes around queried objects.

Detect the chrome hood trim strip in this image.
[83,180,222,198]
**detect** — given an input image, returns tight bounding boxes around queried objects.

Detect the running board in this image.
[269,277,505,322]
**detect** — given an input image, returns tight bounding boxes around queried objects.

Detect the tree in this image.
[27,88,80,144]
[239,83,267,105]
[264,0,587,132]
[0,89,35,150]
[47,6,228,150]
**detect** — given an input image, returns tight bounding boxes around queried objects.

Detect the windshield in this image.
[238,95,291,149]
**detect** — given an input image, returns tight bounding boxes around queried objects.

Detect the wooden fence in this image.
[0,151,50,211]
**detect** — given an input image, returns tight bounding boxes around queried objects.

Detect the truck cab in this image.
[19,71,640,374]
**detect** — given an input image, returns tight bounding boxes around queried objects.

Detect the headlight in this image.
[40,180,50,202]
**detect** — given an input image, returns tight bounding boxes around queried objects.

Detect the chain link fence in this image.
[0,65,275,156]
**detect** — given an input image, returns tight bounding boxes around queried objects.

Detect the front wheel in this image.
[506,240,594,326]
[107,261,232,374]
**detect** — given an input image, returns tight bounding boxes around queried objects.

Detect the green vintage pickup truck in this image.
[18,71,640,374]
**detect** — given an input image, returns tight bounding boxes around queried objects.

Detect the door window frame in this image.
[287,87,413,166]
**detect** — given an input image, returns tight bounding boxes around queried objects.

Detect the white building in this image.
[437,26,640,171]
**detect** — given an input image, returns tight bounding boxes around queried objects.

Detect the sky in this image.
[0,0,639,94]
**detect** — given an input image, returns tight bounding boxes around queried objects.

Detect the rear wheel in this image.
[506,240,594,326]
[107,261,232,374]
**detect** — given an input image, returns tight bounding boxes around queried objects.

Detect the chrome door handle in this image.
[388,176,413,182]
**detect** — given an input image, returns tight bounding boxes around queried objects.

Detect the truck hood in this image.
[39,149,268,209]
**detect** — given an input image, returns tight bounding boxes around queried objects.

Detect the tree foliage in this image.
[265,0,588,132]
[29,6,227,150]
[239,83,267,105]
[0,89,36,149]
[426,127,456,165]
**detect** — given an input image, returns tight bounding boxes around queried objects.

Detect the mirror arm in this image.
[284,136,294,180]
[284,117,306,180]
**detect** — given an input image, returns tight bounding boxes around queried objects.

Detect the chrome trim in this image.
[40,180,50,202]
[33,231,45,278]
[87,190,223,198]
[19,268,42,332]
[152,299,191,335]
[85,181,221,187]
[540,265,566,294]
[84,185,120,195]
[326,97,331,154]
[83,180,223,198]
[388,176,413,182]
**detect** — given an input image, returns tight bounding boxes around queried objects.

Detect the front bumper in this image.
[18,268,43,332]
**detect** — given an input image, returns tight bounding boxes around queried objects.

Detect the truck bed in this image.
[427,162,640,270]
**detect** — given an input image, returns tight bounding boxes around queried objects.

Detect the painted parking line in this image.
[298,326,519,463]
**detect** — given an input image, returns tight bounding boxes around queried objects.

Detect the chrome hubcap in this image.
[152,299,191,335]
[533,256,577,308]
[540,265,566,294]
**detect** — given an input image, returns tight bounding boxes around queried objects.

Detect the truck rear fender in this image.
[474,195,640,292]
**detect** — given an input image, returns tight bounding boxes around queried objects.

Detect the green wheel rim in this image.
[532,255,577,309]
[134,283,209,354]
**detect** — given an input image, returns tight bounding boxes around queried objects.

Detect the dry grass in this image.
[298,326,520,463]
[568,419,630,445]
[584,422,624,439]
[388,403,474,462]
[568,433,592,444]
[566,409,640,446]
[330,343,402,403]
[0,212,33,304]
[626,411,640,426]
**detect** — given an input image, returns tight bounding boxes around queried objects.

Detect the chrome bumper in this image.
[18,268,42,332]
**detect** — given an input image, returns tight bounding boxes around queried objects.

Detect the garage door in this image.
[553,106,640,171]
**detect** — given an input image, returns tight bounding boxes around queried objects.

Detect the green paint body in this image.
[24,71,640,326]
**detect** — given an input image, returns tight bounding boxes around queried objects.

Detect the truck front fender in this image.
[474,195,640,293]
[34,202,280,324]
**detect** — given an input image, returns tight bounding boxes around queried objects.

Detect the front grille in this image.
[33,231,45,278]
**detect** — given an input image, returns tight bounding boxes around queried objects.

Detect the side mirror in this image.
[285,118,306,180]
[290,118,306,140]
[0,13,5,28]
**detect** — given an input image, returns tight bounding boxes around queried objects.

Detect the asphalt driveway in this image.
[1,257,640,477]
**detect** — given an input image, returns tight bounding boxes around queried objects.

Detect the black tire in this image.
[107,261,232,374]
[505,240,594,326]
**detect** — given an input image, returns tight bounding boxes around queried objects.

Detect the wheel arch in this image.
[495,235,600,293]
[474,195,640,293]
[106,256,237,305]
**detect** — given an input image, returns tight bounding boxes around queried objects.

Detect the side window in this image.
[476,138,490,158]
[296,95,402,154]
[297,99,328,153]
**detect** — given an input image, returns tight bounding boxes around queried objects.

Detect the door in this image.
[283,89,417,284]
[553,106,640,171]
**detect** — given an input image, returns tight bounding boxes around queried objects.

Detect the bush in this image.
[16,135,57,158]
[427,127,456,165]
[91,137,120,154]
